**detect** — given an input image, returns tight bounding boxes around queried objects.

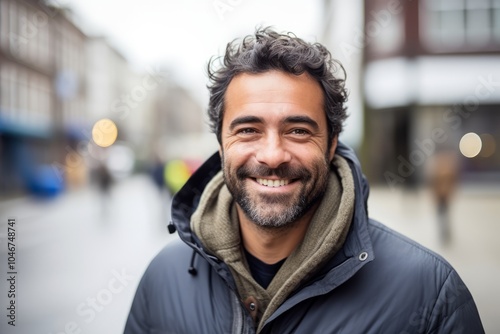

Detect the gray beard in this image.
[237,188,312,229]
[222,152,331,230]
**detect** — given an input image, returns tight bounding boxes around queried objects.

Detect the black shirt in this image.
[244,248,287,289]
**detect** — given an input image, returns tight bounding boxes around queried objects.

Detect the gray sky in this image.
[61,0,323,100]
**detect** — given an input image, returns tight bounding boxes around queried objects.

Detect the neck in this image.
[237,203,318,264]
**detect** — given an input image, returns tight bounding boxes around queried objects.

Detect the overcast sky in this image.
[60,0,324,101]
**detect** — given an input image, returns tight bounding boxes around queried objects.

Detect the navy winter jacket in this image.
[124,142,484,334]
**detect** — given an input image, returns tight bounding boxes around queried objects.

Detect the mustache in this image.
[236,163,311,180]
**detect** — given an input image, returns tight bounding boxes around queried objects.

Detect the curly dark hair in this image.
[207,27,348,147]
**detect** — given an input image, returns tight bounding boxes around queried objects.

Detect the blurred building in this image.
[86,36,129,123]
[0,0,208,198]
[0,0,87,196]
[53,4,88,189]
[85,35,136,177]
[150,79,209,162]
[362,0,500,186]
[320,0,365,151]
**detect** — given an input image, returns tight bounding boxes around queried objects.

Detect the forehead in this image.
[223,71,326,126]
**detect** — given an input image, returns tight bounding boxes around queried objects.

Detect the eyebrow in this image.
[283,115,320,131]
[228,115,320,132]
[228,116,263,131]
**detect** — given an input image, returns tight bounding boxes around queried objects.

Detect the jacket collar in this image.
[334,141,373,261]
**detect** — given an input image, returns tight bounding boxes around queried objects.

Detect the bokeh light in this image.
[459,132,482,158]
[92,118,118,147]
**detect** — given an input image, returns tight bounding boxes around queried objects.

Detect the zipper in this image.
[231,290,245,333]
[231,290,256,334]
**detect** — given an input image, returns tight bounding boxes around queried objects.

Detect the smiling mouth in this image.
[255,178,291,187]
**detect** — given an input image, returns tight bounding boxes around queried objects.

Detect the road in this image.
[0,175,498,333]
[0,175,175,334]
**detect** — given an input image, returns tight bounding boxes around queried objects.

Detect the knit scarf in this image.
[191,155,355,332]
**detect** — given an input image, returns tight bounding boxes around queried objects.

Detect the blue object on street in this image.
[26,164,65,198]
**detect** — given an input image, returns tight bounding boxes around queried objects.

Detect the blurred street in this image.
[0,175,499,333]
[0,174,175,334]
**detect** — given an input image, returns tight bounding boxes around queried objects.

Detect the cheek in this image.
[223,143,256,164]
[289,142,327,161]
[222,148,247,175]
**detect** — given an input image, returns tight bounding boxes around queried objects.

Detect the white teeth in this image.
[256,178,290,187]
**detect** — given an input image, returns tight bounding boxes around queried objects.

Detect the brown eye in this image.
[238,128,258,134]
[290,129,310,135]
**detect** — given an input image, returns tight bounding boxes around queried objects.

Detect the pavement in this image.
[0,175,176,334]
[0,175,498,333]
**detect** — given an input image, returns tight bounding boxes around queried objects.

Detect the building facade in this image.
[362,0,500,186]
[0,0,76,196]
[0,0,206,197]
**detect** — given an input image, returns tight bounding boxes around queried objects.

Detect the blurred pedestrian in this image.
[150,157,166,193]
[125,28,483,333]
[96,162,112,218]
[428,150,459,245]
[149,157,171,225]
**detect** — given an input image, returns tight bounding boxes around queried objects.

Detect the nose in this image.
[255,133,291,168]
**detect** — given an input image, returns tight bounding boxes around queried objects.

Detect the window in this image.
[494,0,500,41]
[0,65,10,114]
[8,0,18,53]
[18,67,28,122]
[28,73,39,124]
[420,0,500,50]
[16,2,28,60]
[0,0,10,49]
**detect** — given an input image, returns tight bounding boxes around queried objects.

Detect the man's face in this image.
[220,70,337,229]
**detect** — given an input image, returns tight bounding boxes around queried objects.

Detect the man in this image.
[124,28,484,333]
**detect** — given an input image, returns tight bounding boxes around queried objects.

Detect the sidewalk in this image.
[0,174,175,334]
[368,185,500,333]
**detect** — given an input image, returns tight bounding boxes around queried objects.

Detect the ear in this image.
[328,136,338,162]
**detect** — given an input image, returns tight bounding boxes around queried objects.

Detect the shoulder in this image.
[367,218,453,273]
[142,237,193,283]
[125,239,237,333]
[140,237,225,295]
[362,219,483,332]
[361,219,462,310]
[150,237,192,264]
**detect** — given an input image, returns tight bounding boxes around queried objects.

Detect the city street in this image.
[0,175,176,334]
[0,175,499,333]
